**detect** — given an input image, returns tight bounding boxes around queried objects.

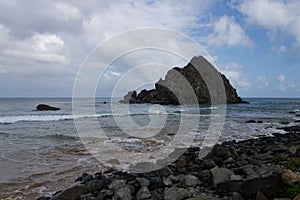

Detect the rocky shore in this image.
[38,124,300,200]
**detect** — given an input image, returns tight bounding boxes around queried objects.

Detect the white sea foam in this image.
[0,114,104,124]
[0,111,170,124]
[0,115,73,124]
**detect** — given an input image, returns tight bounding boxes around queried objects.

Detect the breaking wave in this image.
[0,111,170,124]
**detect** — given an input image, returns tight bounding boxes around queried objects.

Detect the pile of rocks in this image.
[38,126,300,200]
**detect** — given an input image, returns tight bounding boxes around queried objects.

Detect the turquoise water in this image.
[0,98,299,199]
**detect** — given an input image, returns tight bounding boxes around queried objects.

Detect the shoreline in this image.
[38,125,300,200]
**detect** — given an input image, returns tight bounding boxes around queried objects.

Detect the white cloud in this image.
[276,45,287,55]
[234,0,300,59]
[81,0,216,45]
[32,33,65,52]
[1,31,67,65]
[218,62,251,90]
[1,0,267,96]
[103,71,121,81]
[0,24,9,36]
[277,74,295,91]
[218,62,270,91]
[278,74,285,82]
[237,0,293,29]
[52,2,82,21]
[0,0,224,96]
[0,24,72,82]
[206,15,253,47]
[4,50,67,64]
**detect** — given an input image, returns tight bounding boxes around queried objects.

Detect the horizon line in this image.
[0,96,300,99]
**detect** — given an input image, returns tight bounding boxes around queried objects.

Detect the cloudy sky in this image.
[0,0,299,97]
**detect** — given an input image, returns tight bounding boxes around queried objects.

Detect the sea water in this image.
[0,98,299,199]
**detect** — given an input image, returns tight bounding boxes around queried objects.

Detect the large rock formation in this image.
[120,56,247,105]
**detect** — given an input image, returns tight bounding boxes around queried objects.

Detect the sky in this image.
[0,0,299,98]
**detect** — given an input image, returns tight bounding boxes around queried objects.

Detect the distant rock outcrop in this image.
[36,104,60,111]
[120,56,247,105]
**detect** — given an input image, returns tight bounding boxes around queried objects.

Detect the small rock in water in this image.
[245,120,256,123]
[280,121,290,125]
[36,104,60,111]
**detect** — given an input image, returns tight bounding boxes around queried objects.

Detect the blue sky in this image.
[0,0,299,98]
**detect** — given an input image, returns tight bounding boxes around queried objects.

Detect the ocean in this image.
[0,98,299,199]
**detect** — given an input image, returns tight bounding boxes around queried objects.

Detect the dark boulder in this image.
[205,144,237,166]
[245,120,256,123]
[50,184,88,200]
[280,121,290,125]
[120,56,247,105]
[239,173,283,199]
[277,125,300,133]
[217,173,283,199]
[36,104,60,111]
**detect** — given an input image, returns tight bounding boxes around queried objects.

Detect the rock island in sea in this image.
[120,56,248,105]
